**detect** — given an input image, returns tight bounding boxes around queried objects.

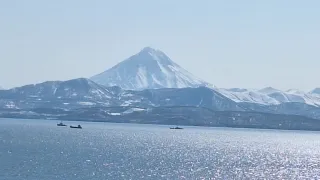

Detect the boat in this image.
[170,126,183,130]
[57,121,67,127]
[70,125,82,129]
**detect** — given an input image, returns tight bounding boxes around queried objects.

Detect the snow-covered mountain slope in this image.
[6,78,113,100]
[216,88,280,105]
[0,78,241,111]
[91,47,211,90]
[215,87,320,107]
[0,78,117,109]
[311,88,320,94]
[2,78,320,120]
[258,87,281,94]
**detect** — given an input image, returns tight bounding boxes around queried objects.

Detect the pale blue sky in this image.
[0,0,319,91]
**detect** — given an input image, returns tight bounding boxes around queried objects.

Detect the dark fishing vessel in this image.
[70,125,82,129]
[57,121,67,127]
[170,126,183,130]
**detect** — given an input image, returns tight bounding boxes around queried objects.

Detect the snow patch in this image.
[121,99,141,106]
[5,102,17,109]
[135,66,148,89]
[122,108,146,114]
[108,112,121,116]
[53,87,58,95]
[122,93,133,97]
[78,102,96,106]
[90,89,111,99]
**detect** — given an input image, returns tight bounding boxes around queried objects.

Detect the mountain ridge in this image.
[1,78,320,131]
[1,78,320,132]
[216,87,320,107]
[0,78,240,111]
[311,88,320,94]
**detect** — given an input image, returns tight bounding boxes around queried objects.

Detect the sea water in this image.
[1,119,320,179]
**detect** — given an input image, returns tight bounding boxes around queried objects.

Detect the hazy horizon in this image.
[1,0,319,91]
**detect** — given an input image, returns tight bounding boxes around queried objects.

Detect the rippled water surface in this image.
[1,119,320,179]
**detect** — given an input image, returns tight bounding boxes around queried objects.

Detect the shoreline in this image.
[2,117,320,133]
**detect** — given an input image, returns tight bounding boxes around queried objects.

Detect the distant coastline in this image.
[1,106,320,132]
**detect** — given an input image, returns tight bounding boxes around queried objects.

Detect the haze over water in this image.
[1,119,320,179]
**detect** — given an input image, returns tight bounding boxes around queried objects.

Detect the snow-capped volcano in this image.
[91,47,211,90]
